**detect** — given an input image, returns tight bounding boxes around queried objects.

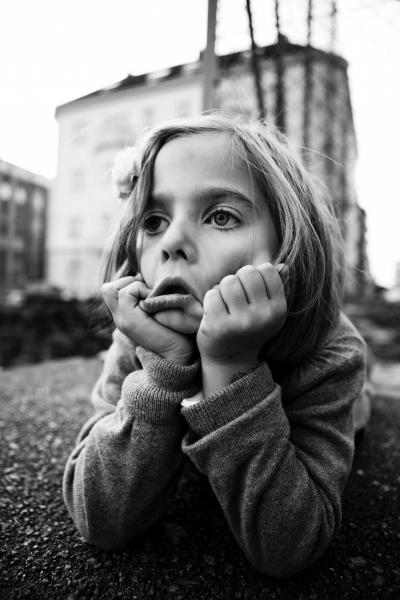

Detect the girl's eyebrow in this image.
[197,186,254,208]
[150,186,254,208]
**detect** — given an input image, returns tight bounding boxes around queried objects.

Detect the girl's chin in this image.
[152,309,202,335]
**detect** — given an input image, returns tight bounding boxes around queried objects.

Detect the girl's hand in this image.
[102,276,195,364]
[197,263,287,368]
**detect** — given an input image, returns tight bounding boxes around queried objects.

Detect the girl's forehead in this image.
[153,131,249,179]
[151,131,263,205]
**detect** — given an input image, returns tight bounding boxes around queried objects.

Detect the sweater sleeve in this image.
[181,316,366,578]
[63,330,200,550]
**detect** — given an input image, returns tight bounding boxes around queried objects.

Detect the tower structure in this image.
[50,39,367,297]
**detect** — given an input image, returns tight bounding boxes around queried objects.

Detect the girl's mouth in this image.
[140,277,198,314]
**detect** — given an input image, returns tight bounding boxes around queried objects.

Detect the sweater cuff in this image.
[136,346,200,391]
[121,348,201,424]
[182,362,275,436]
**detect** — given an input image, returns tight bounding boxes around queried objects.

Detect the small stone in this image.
[373,576,385,587]
[349,556,367,568]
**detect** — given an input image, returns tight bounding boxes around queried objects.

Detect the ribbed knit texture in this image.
[182,362,274,436]
[121,347,201,423]
[63,314,367,577]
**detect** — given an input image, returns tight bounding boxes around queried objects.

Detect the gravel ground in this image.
[1,356,399,600]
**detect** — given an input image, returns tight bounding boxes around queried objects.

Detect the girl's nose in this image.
[160,220,197,263]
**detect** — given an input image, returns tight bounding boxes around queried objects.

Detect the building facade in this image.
[0,159,49,301]
[51,41,369,298]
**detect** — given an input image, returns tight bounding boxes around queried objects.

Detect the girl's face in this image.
[138,132,278,320]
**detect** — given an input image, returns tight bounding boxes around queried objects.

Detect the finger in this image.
[276,263,289,287]
[219,274,248,312]
[256,263,285,300]
[153,309,202,335]
[113,261,130,280]
[203,288,228,319]
[102,276,135,313]
[112,276,137,291]
[124,281,151,305]
[236,265,268,304]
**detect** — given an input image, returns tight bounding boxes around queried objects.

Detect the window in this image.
[142,106,156,127]
[14,186,27,205]
[71,119,89,144]
[69,168,86,192]
[67,258,81,286]
[0,199,9,236]
[68,215,82,239]
[32,190,45,212]
[177,100,191,118]
[15,204,26,236]
[0,248,6,279]
[0,180,12,200]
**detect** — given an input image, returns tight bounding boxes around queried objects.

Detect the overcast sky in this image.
[0,0,399,287]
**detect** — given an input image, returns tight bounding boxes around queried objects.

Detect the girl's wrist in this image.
[201,356,260,397]
[162,348,196,365]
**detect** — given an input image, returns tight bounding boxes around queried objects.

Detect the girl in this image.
[63,115,367,578]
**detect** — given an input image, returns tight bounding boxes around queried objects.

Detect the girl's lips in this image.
[140,275,200,314]
[146,276,198,300]
[141,293,193,314]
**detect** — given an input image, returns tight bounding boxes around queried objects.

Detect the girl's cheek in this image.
[250,247,275,267]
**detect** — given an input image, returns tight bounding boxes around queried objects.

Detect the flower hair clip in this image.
[112,146,141,201]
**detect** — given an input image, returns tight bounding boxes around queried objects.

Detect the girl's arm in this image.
[181,316,366,578]
[63,329,200,550]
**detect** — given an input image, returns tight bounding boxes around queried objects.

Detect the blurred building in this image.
[0,159,49,301]
[51,41,369,298]
[385,262,400,303]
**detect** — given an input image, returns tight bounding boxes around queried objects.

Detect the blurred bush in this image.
[0,290,113,368]
[345,300,400,362]
[1,292,398,368]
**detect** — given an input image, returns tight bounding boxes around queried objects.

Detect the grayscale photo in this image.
[1,1,399,598]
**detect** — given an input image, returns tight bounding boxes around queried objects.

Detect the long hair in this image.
[103,114,344,365]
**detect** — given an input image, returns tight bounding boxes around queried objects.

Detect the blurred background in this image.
[0,0,399,369]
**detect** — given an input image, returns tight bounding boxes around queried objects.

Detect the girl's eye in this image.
[208,210,239,229]
[143,215,168,234]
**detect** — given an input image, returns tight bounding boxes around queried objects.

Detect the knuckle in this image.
[101,282,112,294]
[203,288,217,306]
[221,274,236,286]
[238,264,256,276]
[126,281,138,294]
[258,262,273,275]
[101,286,115,303]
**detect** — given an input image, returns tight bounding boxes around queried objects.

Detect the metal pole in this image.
[304,0,314,149]
[274,0,285,132]
[245,0,266,120]
[330,1,338,52]
[202,0,218,112]
[307,0,313,46]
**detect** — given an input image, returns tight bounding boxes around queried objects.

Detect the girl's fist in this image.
[197,263,287,366]
[102,275,195,364]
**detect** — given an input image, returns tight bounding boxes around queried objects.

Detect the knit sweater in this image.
[63,312,366,578]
